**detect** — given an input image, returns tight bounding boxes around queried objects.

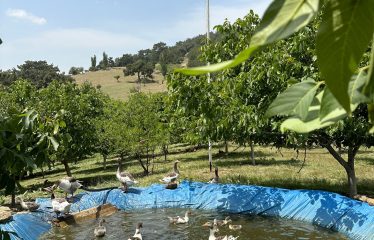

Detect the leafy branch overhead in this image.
[176,0,374,133]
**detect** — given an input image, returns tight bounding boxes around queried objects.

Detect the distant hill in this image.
[73,67,167,100]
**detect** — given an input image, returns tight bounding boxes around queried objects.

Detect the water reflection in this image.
[40,208,347,239]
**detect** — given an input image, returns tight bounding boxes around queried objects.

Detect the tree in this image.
[0,109,64,206]
[114,75,120,82]
[16,60,73,88]
[99,51,109,70]
[123,60,154,90]
[115,54,135,67]
[69,66,84,75]
[90,55,97,71]
[37,81,106,176]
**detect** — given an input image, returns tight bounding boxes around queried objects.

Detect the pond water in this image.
[40,208,347,240]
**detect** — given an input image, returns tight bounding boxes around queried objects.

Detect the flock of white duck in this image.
[16,160,242,239]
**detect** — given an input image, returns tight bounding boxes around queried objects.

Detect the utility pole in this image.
[206,0,213,172]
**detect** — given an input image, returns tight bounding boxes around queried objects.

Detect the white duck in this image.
[116,161,138,192]
[208,224,239,240]
[160,160,180,183]
[52,177,83,198]
[203,217,231,227]
[51,193,71,217]
[16,196,40,211]
[208,167,219,184]
[128,222,143,240]
[229,224,242,230]
[94,218,106,237]
[168,210,192,224]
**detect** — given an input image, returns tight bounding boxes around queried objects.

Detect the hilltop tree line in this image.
[87,34,218,79]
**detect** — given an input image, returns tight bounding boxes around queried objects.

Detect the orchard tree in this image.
[0,109,64,206]
[37,81,106,176]
[69,66,84,75]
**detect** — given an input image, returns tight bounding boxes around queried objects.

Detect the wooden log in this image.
[54,204,118,228]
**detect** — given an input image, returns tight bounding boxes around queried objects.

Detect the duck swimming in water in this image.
[160,160,180,183]
[94,218,106,237]
[203,216,231,227]
[208,223,239,240]
[116,160,138,192]
[168,210,192,224]
[229,224,242,230]
[128,222,143,240]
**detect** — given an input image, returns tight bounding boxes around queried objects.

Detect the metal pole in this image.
[206,0,212,172]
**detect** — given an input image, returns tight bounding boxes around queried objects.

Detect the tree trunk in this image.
[11,192,16,208]
[163,145,168,162]
[103,154,107,170]
[250,140,255,165]
[324,143,359,197]
[62,159,72,177]
[346,146,358,197]
[137,153,148,175]
[225,141,229,154]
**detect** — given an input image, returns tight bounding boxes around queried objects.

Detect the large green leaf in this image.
[175,0,319,75]
[281,93,348,133]
[251,0,319,46]
[266,79,320,120]
[316,0,374,113]
[363,35,374,102]
[319,71,368,121]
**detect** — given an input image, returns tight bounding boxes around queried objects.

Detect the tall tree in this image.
[16,60,72,88]
[90,55,97,71]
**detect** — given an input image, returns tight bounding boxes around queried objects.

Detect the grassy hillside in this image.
[73,67,167,100]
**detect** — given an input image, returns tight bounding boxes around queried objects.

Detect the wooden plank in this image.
[54,204,118,228]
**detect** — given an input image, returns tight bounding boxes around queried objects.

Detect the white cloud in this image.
[6,8,47,25]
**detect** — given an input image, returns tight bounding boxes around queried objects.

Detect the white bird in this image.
[203,217,231,227]
[51,193,71,218]
[16,196,39,211]
[52,177,83,198]
[208,223,239,240]
[229,224,242,230]
[94,218,106,237]
[128,222,143,240]
[160,160,180,183]
[168,210,192,224]
[208,167,219,184]
[116,161,138,192]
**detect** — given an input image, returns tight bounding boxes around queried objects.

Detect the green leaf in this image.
[266,79,320,120]
[320,71,368,121]
[250,0,319,46]
[368,103,374,124]
[174,46,258,75]
[53,123,59,135]
[175,0,319,75]
[316,0,374,113]
[363,35,374,102]
[281,96,348,133]
[48,136,59,151]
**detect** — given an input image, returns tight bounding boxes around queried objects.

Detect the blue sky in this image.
[0,0,271,72]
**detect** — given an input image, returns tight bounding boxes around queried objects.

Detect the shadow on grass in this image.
[222,175,374,197]
[356,156,374,165]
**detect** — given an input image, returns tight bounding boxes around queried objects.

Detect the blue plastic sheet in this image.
[1,181,373,239]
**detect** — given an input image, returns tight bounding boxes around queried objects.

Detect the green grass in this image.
[73,67,167,100]
[18,143,374,201]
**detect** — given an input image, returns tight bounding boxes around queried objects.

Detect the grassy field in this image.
[19,143,374,201]
[73,67,167,100]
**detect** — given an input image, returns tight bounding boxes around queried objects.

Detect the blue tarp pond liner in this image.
[1,181,373,239]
